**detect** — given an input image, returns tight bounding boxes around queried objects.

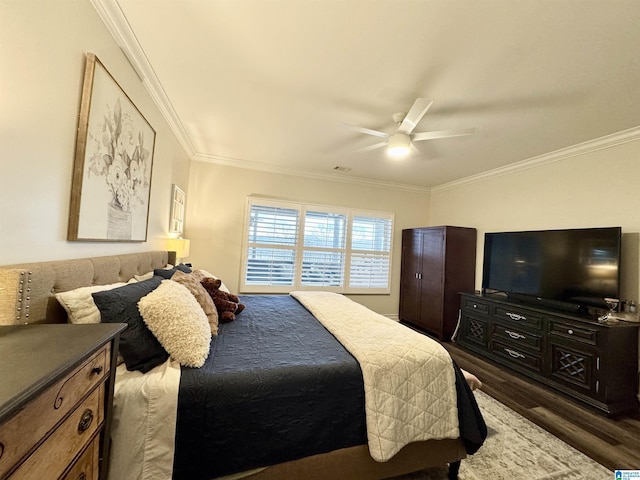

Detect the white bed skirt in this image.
[108,359,181,480]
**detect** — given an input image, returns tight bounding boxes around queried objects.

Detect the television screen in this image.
[482,227,621,310]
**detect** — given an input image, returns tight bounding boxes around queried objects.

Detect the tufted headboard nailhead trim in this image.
[0,251,169,325]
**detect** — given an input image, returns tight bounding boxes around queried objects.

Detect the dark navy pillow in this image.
[153,263,192,279]
[93,276,168,373]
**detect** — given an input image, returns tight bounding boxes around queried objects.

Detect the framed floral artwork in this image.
[68,53,156,241]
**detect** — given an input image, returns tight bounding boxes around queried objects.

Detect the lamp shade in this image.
[387,133,411,157]
[167,238,190,259]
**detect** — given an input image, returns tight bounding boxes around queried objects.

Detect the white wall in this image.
[0,0,191,265]
[429,137,640,304]
[186,161,431,316]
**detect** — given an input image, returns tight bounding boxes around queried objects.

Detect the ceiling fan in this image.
[339,98,475,158]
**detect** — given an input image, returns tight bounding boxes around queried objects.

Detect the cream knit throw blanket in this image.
[290,291,459,462]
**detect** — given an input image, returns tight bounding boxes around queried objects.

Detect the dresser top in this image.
[0,323,126,424]
[461,292,640,329]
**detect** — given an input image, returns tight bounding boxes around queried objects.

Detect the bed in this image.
[0,251,486,480]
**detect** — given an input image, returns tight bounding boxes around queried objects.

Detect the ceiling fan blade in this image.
[338,122,388,138]
[411,127,475,142]
[397,98,434,134]
[354,141,387,153]
[410,143,423,158]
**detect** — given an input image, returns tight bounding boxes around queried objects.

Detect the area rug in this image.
[390,390,614,480]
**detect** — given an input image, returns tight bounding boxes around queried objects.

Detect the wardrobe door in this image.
[399,229,422,325]
[419,227,445,335]
[442,227,478,340]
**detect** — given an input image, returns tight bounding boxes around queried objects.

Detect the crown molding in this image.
[88,0,429,194]
[91,0,640,196]
[90,0,195,158]
[192,153,431,194]
[432,125,640,193]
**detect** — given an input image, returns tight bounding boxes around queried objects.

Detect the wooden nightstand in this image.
[0,323,126,480]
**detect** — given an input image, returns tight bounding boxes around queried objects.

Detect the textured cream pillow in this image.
[55,282,126,324]
[138,280,212,368]
[172,270,218,334]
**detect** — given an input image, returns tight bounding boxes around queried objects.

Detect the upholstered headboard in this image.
[0,251,172,325]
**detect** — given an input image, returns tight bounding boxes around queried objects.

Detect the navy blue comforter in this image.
[173,295,485,479]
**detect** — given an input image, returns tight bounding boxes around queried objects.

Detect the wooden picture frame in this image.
[169,184,186,234]
[68,53,156,241]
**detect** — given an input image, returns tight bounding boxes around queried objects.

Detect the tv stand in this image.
[456,293,639,416]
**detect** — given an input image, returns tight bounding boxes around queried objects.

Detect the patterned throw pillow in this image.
[93,276,169,373]
[171,270,219,334]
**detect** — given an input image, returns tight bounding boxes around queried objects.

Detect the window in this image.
[241,198,393,294]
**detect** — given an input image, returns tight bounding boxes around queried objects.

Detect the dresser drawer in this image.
[492,322,542,352]
[549,320,598,345]
[493,305,543,331]
[461,296,490,316]
[61,437,99,480]
[8,385,103,480]
[0,344,109,478]
[491,339,543,373]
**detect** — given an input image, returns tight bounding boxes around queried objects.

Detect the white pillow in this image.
[56,283,126,324]
[138,280,212,368]
[132,271,154,282]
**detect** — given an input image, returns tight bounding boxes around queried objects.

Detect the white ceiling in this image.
[98,0,640,191]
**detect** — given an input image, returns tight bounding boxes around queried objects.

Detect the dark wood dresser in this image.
[456,293,640,415]
[0,323,126,480]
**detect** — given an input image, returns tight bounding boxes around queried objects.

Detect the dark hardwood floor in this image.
[443,341,640,471]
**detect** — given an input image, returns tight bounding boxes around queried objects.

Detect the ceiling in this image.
[97,0,640,191]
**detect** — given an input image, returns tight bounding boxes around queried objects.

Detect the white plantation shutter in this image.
[244,203,299,289]
[241,198,392,293]
[302,210,347,287]
[350,215,392,290]
[301,251,345,286]
[245,247,296,286]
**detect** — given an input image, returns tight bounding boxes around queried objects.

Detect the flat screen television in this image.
[482,227,621,312]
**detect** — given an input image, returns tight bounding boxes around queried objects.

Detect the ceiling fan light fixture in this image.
[387,133,410,157]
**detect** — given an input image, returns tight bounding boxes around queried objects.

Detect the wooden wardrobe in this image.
[399,226,477,340]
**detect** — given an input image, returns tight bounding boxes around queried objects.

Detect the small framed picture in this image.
[170,184,186,234]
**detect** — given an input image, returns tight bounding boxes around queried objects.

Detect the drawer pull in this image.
[0,441,3,460]
[77,473,87,480]
[78,409,94,433]
[506,312,527,321]
[567,329,574,335]
[505,348,525,359]
[505,330,526,340]
[91,365,104,375]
